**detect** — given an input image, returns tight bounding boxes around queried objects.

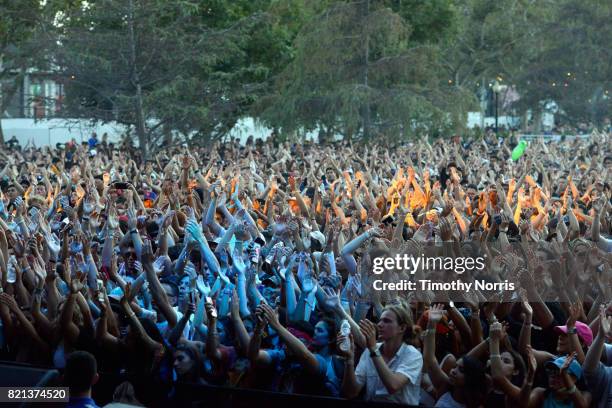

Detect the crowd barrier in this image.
[0,360,420,408]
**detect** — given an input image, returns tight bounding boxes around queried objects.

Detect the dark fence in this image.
[0,360,420,408]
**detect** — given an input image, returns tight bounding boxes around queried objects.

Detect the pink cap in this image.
[555,321,593,347]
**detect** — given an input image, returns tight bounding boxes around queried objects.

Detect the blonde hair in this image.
[383,303,415,343]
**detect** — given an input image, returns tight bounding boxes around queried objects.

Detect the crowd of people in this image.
[0,130,609,407]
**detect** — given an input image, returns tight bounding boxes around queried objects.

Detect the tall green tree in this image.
[258,0,473,141]
[57,0,292,159]
[0,0,53,144]
[512,0,612,126]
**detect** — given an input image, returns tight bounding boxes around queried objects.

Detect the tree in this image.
[0,0,52,145]
[434,0,545,129]
[57,0,286,159]
[257,0,474,141]
[512,0,612,127]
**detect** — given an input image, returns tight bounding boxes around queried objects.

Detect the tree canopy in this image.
[1,0,610,150]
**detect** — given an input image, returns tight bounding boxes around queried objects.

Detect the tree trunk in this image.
[134,82,147,161]
[163,123,173,146]
[479,75,486,129]
[534,110,542,133]
[127,0,148,162]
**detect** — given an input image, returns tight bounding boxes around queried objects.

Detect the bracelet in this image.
[490,353,501,358]
[567,385,577,394]
[130,229,138,235]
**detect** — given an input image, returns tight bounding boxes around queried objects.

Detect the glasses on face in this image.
[123,251,137,259]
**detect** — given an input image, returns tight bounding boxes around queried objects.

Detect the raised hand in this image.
[489,321,503,342]
[183,301,196,318]
[566,302,581,329]
[184,206,196,221]
[322,287,341,311]
[413,222,432,243]
[560,352,577,376]
[120,282,132,306]
[70,272,87,295]
[592,196,606,214]
[259,303,280,330]
[358,319,378,350]
[0,293,19,312]
[126,205,137,231]
[230,288,240,318]
[162,210,175,229]
[526,345,537,374]
[186,219,204,243]
[428,303,446,325]
[522,299,533,318]
[366,227,383,239]
[140,239,154,265]
[438,217,452,241]
[600,305,611,336]
[336,332,354,360]
[107,204,119,230]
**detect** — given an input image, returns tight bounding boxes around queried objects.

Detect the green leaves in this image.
[257,0,469,140]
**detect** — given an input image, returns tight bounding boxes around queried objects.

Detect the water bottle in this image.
[7,256,17,284]
[340,319,351,352]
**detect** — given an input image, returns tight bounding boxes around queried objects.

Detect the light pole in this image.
[492,80,507,134]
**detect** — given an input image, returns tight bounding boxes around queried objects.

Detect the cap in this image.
[144,191,157,200]
[545,356,582,379]
[554,321,593,347]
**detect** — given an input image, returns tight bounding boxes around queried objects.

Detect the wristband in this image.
[369,348,382,358]
[567,327,577,335]
[567,385,577,394]
[130,229,138,235]
[490,353,501,358]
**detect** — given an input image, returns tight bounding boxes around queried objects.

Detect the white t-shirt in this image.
[355,342,423,405]
[435,391,466,408]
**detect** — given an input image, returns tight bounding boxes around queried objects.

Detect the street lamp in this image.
[492,80,508,134]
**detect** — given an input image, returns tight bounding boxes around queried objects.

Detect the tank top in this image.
[543,391,574,408]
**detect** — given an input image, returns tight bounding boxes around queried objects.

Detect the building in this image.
[1,69,64,120]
